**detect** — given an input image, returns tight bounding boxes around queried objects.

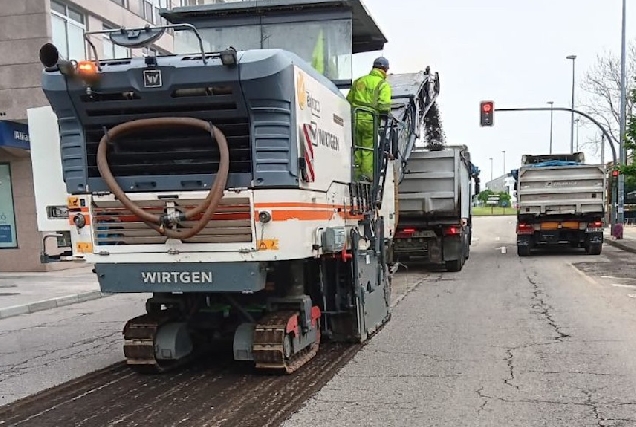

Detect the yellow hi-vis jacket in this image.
[346,68,392,115]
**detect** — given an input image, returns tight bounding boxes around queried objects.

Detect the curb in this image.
[0,291,108,320]
[605,238,636,254]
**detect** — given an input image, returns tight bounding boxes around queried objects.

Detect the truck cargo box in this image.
[397,145,471,220]
[517,157,605,216]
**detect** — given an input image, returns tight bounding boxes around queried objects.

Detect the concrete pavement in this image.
[605,224,636,254]
[0,263,105,320]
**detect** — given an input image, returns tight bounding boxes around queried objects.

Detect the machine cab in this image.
[162,0,388,89]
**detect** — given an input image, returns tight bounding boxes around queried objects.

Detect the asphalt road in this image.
[0,294,147,406]
[284,216,636,427]
[2,216,636,427]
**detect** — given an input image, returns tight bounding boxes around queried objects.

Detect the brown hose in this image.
[96,117,229,240]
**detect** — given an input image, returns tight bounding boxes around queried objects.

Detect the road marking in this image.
[569,263,602,288]
[611,284,636,289]
[628,294,636,298]
[601,275,619,279]
[495,236,501,241]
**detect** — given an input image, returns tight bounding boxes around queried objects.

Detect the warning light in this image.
[76,60,100,83]
[480,100,494,126]
[612,169,620,177]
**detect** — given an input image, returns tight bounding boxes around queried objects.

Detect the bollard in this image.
[612,223,624,239]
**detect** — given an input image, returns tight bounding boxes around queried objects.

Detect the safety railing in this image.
[351,106,398,213]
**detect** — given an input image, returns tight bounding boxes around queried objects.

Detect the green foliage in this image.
[477,189,494,203]
[621,84,636,177]
[477,190,511,207]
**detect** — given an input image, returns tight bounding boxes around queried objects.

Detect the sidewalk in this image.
[604,225,636,253]
[0,263,105,320]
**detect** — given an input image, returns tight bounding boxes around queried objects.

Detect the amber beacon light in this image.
[480,100,494,126]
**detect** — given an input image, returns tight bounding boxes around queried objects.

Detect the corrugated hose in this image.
[96,117,229,240]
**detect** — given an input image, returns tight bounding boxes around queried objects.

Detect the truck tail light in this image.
[443,226,461,236]
[396,228,416,238]
[517,223,534,235]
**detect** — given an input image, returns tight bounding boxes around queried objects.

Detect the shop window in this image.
[0,163,18,249]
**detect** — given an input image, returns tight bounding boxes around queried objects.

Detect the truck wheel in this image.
[445,259,463,272]
[586,243,602,255]
[517,245,531,257]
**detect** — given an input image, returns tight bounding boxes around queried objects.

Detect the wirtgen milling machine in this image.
[34,0,443,374]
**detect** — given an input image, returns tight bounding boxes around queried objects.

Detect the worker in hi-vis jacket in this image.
[346,57,392,181]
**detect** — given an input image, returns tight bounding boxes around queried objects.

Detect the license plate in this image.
[414,230,436,238]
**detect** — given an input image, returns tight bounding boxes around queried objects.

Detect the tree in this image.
[579,41,636,156]
[497,191,511,207]
[619,83,636,180]
[477,189,494,204]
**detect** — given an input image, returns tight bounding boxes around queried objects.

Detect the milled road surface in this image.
[284,216,636,427]
[0,260,424,426]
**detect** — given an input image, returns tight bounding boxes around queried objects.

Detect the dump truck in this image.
[514,152,605,256]
[390,145,479,272]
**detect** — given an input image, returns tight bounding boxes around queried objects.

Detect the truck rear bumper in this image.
[94,262,267,293]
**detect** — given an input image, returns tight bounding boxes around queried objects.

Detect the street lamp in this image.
[489,157,493,182]
[618,0,627,226]
[502,150,506,175]
[566,54,577,154]
[547,101,554,154]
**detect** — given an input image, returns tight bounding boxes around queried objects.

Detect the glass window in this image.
[174,19,353,81]
[50,1,86,61]
[110,0,127,6]
[0,164,18,249]
[139,0,163,24]
[103,25,131,59]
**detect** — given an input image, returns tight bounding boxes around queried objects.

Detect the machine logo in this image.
[143,69,162,88]
[297,72,307,109]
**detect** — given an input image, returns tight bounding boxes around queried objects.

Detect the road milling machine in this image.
[32,0,445,374]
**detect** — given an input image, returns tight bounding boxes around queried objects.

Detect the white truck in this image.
[513,152,605,256]
[390,145,478,272]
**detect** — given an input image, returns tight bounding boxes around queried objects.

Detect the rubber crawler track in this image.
[0,343,360,427]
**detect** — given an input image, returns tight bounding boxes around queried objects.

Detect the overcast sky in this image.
[350,0,636,182]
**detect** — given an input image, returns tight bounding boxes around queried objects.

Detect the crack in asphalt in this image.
[524,268,571,341]
[503,349,519,390]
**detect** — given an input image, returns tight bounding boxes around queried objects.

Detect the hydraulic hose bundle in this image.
[96,117,230,240]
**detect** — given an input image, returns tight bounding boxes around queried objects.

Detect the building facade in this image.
[484,173,517,206]
[0,0,208,272]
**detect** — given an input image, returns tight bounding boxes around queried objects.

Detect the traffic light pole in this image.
[493,106,620,228]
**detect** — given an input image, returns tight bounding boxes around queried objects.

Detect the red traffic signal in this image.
[480,101,494,126]
[612,169,620,177]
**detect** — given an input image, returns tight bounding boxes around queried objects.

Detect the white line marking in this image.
[495,236,501,241]
[611,284,636,289]
[601,275,619,279]
[628,294,636,298]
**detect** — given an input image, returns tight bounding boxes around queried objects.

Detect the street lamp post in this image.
[575,118,580,152]
[502,150,506,175]
[566,54,577,154]
[547,101,554,154]
[618,0,627,226]
[489,157,493,182]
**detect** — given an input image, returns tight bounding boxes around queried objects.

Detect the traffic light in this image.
[612,169,620,178]
[480,100,494,126]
